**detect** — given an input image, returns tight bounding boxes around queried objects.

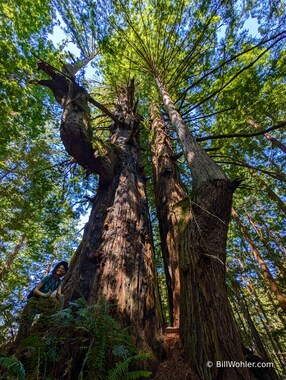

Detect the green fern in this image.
[0,356,25,380]
[124,370,153,380]
[112,344,129,359]
[18,298,152,379]
[107,353,152,380]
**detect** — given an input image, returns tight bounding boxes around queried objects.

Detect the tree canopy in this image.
[0,0,285,378]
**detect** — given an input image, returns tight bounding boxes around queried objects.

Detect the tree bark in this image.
[31,68,164,377]
[155,78,253,379]
[174,183,254,380]
[150,104,186,327]
[232,208,286,312]
[155,77,227,192]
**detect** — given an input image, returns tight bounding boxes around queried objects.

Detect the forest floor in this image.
[152,327,199,380]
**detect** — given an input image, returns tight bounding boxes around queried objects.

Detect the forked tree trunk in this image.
[155,78,254,379]
[63,135,164,349]
[150,105,186,327]
[30,65,163,377]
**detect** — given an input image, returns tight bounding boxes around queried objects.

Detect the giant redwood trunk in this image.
[155,77,255,379]
[34,63,163,376]
[150,105,186,327]
[174,181,255,380]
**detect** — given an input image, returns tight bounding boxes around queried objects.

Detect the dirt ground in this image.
[152,328,200,380]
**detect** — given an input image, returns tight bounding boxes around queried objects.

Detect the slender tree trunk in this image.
[232,208,286,312]
[247,118,286,154]
[0,235,25,282]
[44,246,58,276]
[254,208,286,257]
[229,287,279,380]
[265,291,286,329]
[246,283,286,373]
[154,78,252,379]
[230,277,272,362]
[150,104,186,327]
[230,296,250,343]
[249,169,286,214]
[245,211,285,274]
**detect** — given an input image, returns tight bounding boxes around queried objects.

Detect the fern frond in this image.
[0,356,25,380]
[107,358,130,380]
[124,370,152,379]
[107,353,151,380]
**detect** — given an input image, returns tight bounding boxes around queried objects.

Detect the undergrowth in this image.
[1,298,152,379]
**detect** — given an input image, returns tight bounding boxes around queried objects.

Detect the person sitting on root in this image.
[31,261,68,300]
[15,261,69,344]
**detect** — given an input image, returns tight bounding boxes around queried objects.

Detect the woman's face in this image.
[56,265,66,276]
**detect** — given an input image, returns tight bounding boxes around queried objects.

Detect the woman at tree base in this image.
[15,261,68,343]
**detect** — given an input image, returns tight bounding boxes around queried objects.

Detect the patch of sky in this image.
[77,212,90,233]
[217,16,259,40]
[243,16,259,36]
[48,14,96,79]
[48,15,96,233]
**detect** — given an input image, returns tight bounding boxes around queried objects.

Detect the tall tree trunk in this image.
[29,65,164,377]
[245,211,285,274]
[229,281,279,380]
[247,118,286,154]
[150,104,186,327]
[246,282,286,373]
[249,169,286,214]
[232,208,286,312]
[155,78,226,191]
[154,78,253,379]
[254,207,286,257]
[230,277,272,363]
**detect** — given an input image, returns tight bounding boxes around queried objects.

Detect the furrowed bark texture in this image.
[155,78,227,192]
[155,79,254,379]
[175,182,254,380]
[150,106,186,327]
[34,68,163,377]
